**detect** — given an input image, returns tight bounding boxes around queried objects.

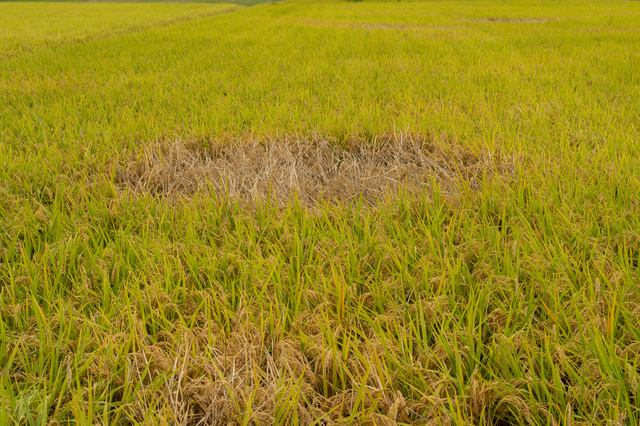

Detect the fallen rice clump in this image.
[116,133,514,206]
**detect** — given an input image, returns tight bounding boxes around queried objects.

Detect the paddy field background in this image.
[1,0,639,424]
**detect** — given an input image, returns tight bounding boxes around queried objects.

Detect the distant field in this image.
[0,3,240,57]
[0,0,268,3]
[1,1,640,425]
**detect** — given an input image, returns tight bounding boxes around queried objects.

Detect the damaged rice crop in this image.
[1,1,640,425]
[114,133,515,206]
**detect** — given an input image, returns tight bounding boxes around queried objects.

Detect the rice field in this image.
[1,1,640,424]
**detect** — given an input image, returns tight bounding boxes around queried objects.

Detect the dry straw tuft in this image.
[116,133,514,206]
[125,322,410,425]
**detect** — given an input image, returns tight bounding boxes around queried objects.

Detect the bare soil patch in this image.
[116,133,514,206]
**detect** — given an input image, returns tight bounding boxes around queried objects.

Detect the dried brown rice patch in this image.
[115,133,515,208]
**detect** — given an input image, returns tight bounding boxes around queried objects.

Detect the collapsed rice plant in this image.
[115,133,514,206]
